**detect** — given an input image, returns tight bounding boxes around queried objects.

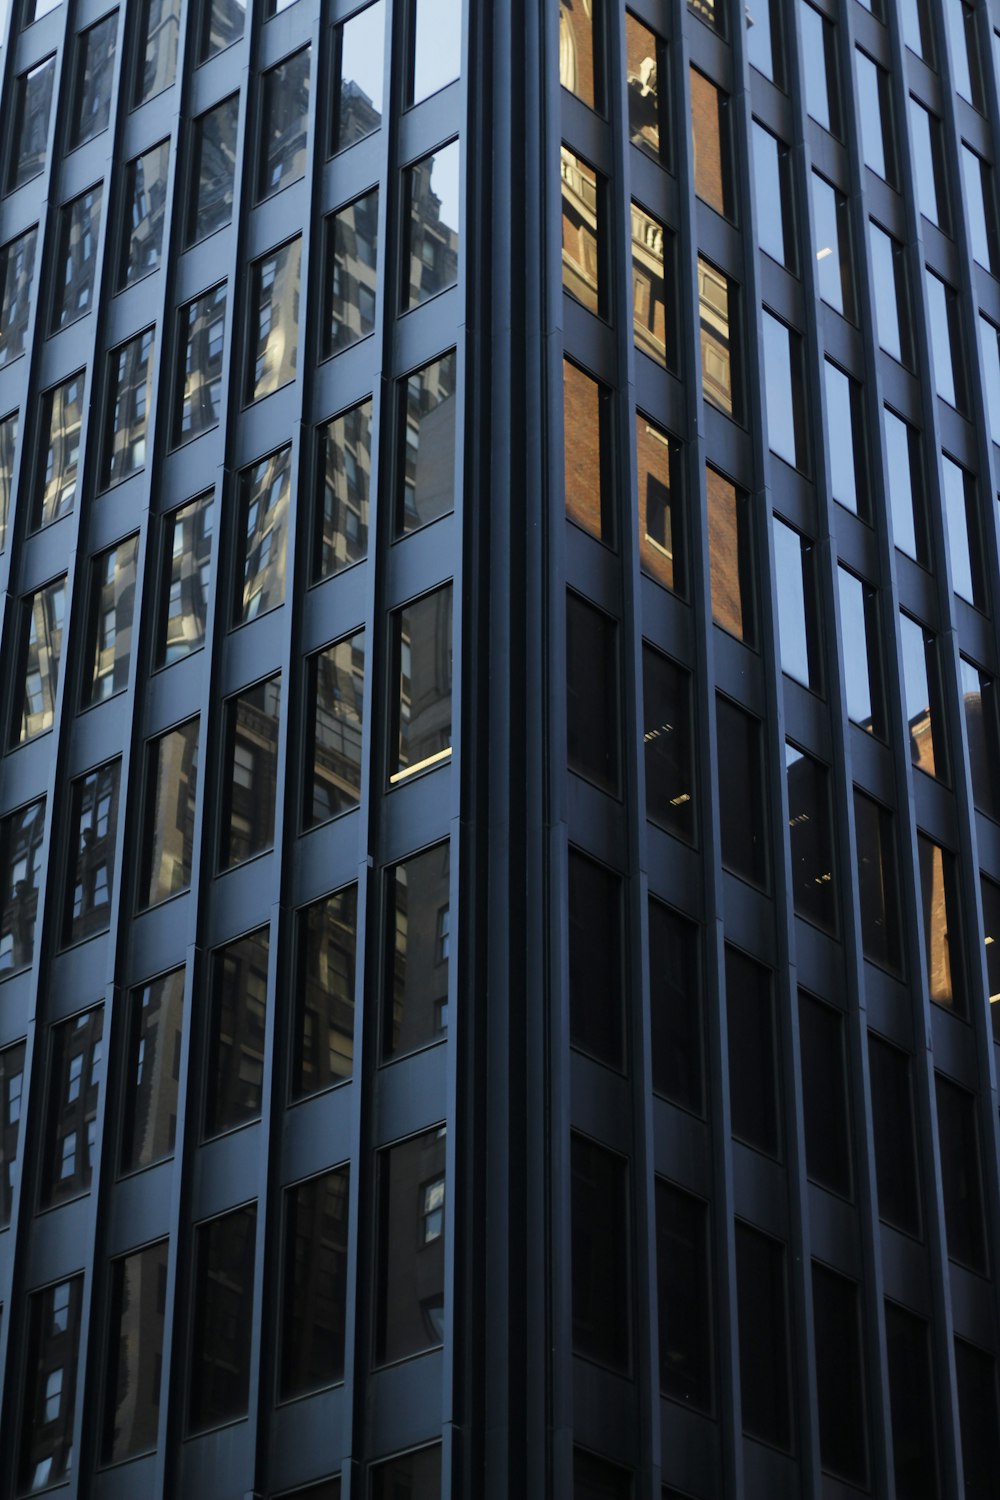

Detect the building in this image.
[1,0,1000,1496]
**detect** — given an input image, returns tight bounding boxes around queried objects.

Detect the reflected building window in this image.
[279,1166,349,1398]
[631,202,672,367]
[15,576,66,743]
[0,800,45,976]
[293,885,357,1097]
[315,399,371,580]
[188,1203,257,1431]
[200,0,246,62]
[247,238,302,401]
[8,56,56,193]
[103,1240,168,1463]
[18,1277,83,1493]
[333,0,384,153]
[698,255,737,417]
[407,0,460,105]
[391,586,453,783]
[403,142,459,311]
[259,47,310,200]
[325,189,379,353]
[307,632,365,826]
[396,351,457,534]
[157,491,214,666]
[134,0,180,104]
[173,283,227,445]
[561,145,603,317]
[0,410,18,553]
[0,226,38,369]
[63,762,121,946]
[120,969,185,1173]
[559,0,601,110]
[40,1005,104,1208]
[899,613,947,782]
[120,141,170,286]
[564,359,612,544]
[625,12,665,162]
[235,447,291,623]
[83,535,139,707]
[101,327,156,488]
[188,94,239,245]
[0,1041,27,1226]
[139,718,199,909]
[636,412,682,592]
[70,11,116,147]
[206,927,269,1137]
[374,1126,447,1363]
[220,675,281,869]
[34,373,85,529]
[51,185,102,332]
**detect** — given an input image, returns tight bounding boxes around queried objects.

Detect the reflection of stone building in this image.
[559,0,596,108]
[398,588,453,775]
[240,450,290,620]
[105,329,155,484]
[251,241,301,397]
[44,1007,104,1207]
[19,578,65,742]
[20,1277,81,1492]
[390,844,450,1056]
[401,355,456,532]
[299,890,356,1091]
[319,401,371,575]
[68,765,120,942]
[698,256,733,413]
[330,190,378,351]
[177,284,226,440]
[144,722,198,906]
[106,1243,167,1462]
[228,683,280,862]
[123,972,184,1173]
[0,227,37,367]
[37,374,84,527]
[337,76,381,153]
[0,1042,25,1226]
[211,931,269,1133]
[0,802,45,975]
[282,1168,349,1395]
[560,146,599,314]
[88,537,138,704]
[380,1128,447,1361]
[311,635,364,819]
[162,493,213,663]
[630,202,667,364]
[405,153,459,309]
[0,411,17,550]
[136,0,179,102]
[53,186,102,329]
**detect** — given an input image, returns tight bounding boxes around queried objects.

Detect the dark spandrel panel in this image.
[564,359,612,545]
[173,283,227,445]
[70,12,117,147]
[785,744,836,934]
[561,146,602,317]
[811,174,855,322]
[15,577,65,743]
[698,256,736,416]
[157,491,214,666]
[0,411,18,552]
[853,790,901,973]
[716,698,766,889]
[0,226,38,369]
[981,878,1000,1044]
[690,67,733,219]
[121,141,170,286]
[200,0,246,61]
[18,1277,83,1493]
[559,0,601,110]
[568,850,623,1071]
[248,238,302,401]
[189,1203,257,1432]
[374,1126,446,1365]
[961,657,1000,820]
[773,519,821,690]
[371,1446,441,1500]
[735,1223,791,1449]
[34,373,85,529]
[838,568,883,736]
[40,1005,104,1208]
[120,969,184,1173]
[799,0,839,135]
[798,993,851,1198]
[955,1339,1000,1500]
[220,675,281,869]
[706,467,753,643]
[235,448,291,624]
[573,1448,632,1499]
[0,1041,26,1227]
[648,900,701,1112]
[643,645,694,842]
[101,328,156,489]
[391,584,453,782]
[0,801,45,977]
[51,186,102,332]
[725,946,780,1159]
[103,1240,168,1463]
[135,0,180,105]
[293,886,356,1097]
[625,13,664,161]
[408,0,460,105]
[280,1166,349,1398]
[885,1303,940,1500]
[140,718,199,909]
[206,928,269,1136]
[917,836,963,1015]
[315,399,371,581]
[259,47,310,201]
[868,1034,921,1237]
[385,843,450,1060]
[188,94,239,245]
[655,1179,713,1412]
[637,412,682,592]
[307,633,364,825]
[333,0,384,154]
[403,143,459,311]
[935,1073,988,1275]
[567,593,619,794]
[8,57,56,193]
[64,761,121,946]
[571,1133,630,1372]
[812,1264,868,1485]
[326,189,379,354]
[84,534,139,707]
[396,351,456,534]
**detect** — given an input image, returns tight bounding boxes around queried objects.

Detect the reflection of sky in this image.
[941,455,974,601]
[838,571,872,727]
[899,614,930,726]
[413,0,461,103]
[343,0,385,113]
[429,141,460,233]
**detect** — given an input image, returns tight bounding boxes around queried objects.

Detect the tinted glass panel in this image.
[869,222,908,365]
[811,174,855,321]
[259,47,310,199]
[0,1041,26,1227]
[643,645,694,842]
[206,928,269,1137]
[559,0,601,109]
[84,535,139,706]
[935,1074,987,1273]
[786,745,836,932]
[0,801,45,976]
[70,12,116,147]
[800,1,838,132]
[717,698,766,888]
[102,328,155,487]
[51,186,102,332]
[799,994,851,1196]
[838,568,883,736]
[334,0,384,152]
[293,886,357,1096]
[698,256,736,416]
[752,123,793,268]
[917,835,963,1014]
[0,227,37,369]
[18,1277,83,1492]
[220,675,281,868]
[189,1204,257,1431]
[236,447,291,624]
[567,594,619,794]
[392,584,453,781]
[980,314,1000,445]
[812,1264,868,1485]
[980,877,1000,1041]
[825,362,863,516]
[854,790,901,972]
[562,146,602,316]
[0,410,17,553]
[8,57,56,192]
[885,1303,940,1500]
[316,399,371,580]
[571,1133,629,1371]
[773,519,820,688]
[40,1005,104,1208]
[655,1179,712,1410]
[35,373,84,528]
[960,657,1000,820]
[735,1224,791,1448]
[648,900,701,1112]
[280,1167,349,1398]
[941,454,980,606]
[140,719,199,909]
[157,491,213,666]
[371,1448,441,1500]
[625,13,664,160]
[121,969,184,1173]
[200,0,245,59]
[307,632,364,826]
[925,270,962,410]
[868,1034,921,1236]
[408,0,460,104]
[900,614,946,782]
[248,239,302,401]
[121,141,170,286]
[326,190,379,353]
[637,413,682,592]
[375,1125,447,1363]
[763,312,806,470]
[15,577,65,742]
[103,1241,168,1462]
[690,67,732,218]
[385,843,450,1059]
[396,351,457,534]
[564,359,612,544]
[726,947,779,1157]
[189,95,239,244]
[568,850,623,1070]
[173,284,226,444]
[574,1450,632,1499]
[706,467,753,643]
[955,1339,1000,1500]
[746,0,780,80]
[856,50,892,182]
[631,204,671,366]
[884,408,924,562]
[909,98,946,228]
[135,0,180,104]
[404,143,459,311]
[64,762,120,945]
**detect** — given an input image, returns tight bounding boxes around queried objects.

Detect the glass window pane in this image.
[935,1073,987,1273]
[564,359,612,544]
[885,1304,940,1500]
[293,886,357,1096]
[0,1041,27,1227]
[571,1133,630,1371]
[690,67,733,218]
[838,567,884,737]
[140,719,199,909]
[811,173,855,321]
[64,762,121,946]
[221,676,281,869]
[698,256,737,416]
[326,189,379,352]
[188,94,239,244]
[981,876,1000,1042]
[853,789,901,972]
[631,203,672,366]
[375,1125,447,1363]
[574,1450,632,1500]
[909,98,947,229]
[925,270,962,410]
[236,447,291,623]
[396,351,457,535]
[559,0,602,110]
[786,744,836,932]
[392,584,453,782]
[280,1167,349,1398]
[51,186,102,332]
[0,800,45,976]
[248,238,302,401]
[979,314,1000,446]
[773,519,821,688]
[157,491,213,666]
[706,466,754,643]
[259,47,310,200]
[726,947,779,1156]
[899,614,947,782]
[825,361,863,515]
[403,140,459,310]
[642,644,694,842]
[960,657,1000,820]
[120,968,184,1173]
[307,632,364,826]
[84,535,139,706]
[963,146,996,271]
[206,928,269,1136]
[385,842,451,1060]
[746,0,781,82]
[941,453,979,605]
[334,0,384,152]
[752,122,793,268]
[567,593,619,794]
[70,12,116,148]
[15,577,65,743]
[799,993,852,1197]
[561,145,603,317]
[625,13,665,161]
[135,0,180,104]
[735,1224,791,1448]
[868,1033,921,1236]
[717,698,766,887]
[121,140,170,286]
[884,407,924,562]
[34,373,85,528]
[189,1204,257,1431]
[0,410,18,553]
[655,1180,713,1410]
[902,0,933,59]
[18,1277,84,1492]
[40,1005,104,1207]
[0,227,37,369]
[408,0,460,105]
[955,1339,1000,1499]
[812,1264,868,1485]
[763,312,806,469]
[856,50,892,183]
[371,1448,441,1500]
[200,0,245,60]
[800,1,838,135]
[315,399,371,580]
[869,222,909,366]
[636,412,682,592]
[102,327,156,488]
[568,849,623,1070]
[8,56,56,192]
[103,1240,168,1463]
[648,900,701,1113]
[173,283,227,444]
[947,0,983,109]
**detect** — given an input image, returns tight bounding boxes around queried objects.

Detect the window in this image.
[374,1126,447,1363]
[384,842,450,1059]
[648,900,701,1113]
[959,657,1000,820]
[403,141,459,311]
[935,1073,988,1274]
[955,1339,1000,1499]
[811,174,855,322]
[763,311,807,470]
[567,592,619,794]
[947,0,984,111]
[0,410,17,553]
[156,491,213,666]
[574,1450,632,1499]
[559,0,602,110]
[333,0,384,153]
[40,1005,104,1207]
[306,631,365,825]
[885,1303,940,1500]
[690,67,733,219]
[101,327,156,488]
[707,466,754,643]
[785,744,836,932]
[561,146,604,317]
[247,238,302,401]
[0,1041,26,1226]
[315,399,371,580]
[103,1241,169,1463]
[259,47,310,200]
[800,1,839,135]
[752,122,794,269]
[773,519,821,688]
[51,185,102,331]
[571,1133,630,1371]
[631,203,672,367]
[407,0,460,106]
[0,800,45,976]
[206,927,269,1137]
[717,698,766,887]
[980,314,1000,446]
[909,98,948,230]
[962,145,997,272]
[746,0,782,83]
[902,0,933,59]
[199,0,246,62]
[293,885,357,1096]
[395,350,457,535]
[625,13,665,161]
[868,1033,921,1236]
[120,140,170,287]
[120,968,184,1173]
[925,269,965,411]
[941,453,981,606]
[637,412,682,591]
[869,222,910,367]
[899,614,947,783]
[188,1203,257,1431]
[884,407,925,563]
[735,1224,792,1448]
[856,50,894,184]
[188,94,239,244]
[83,535,139,707]
[325,189,380,353]
[235,447,291,623]
[18,1277,83,1493]
[134,0,180,104]
[726,947,780,1157]
[280,1167,349,1398]
[70,11,117,147]
[173,283,227,444]
[139,719,199,909]
[854,790,901,972]
[34,372,85,528]
[838,568,884,737]
[63,762,121,946]
[564,360,612,543]
[655,1180,713,1410]
[568,849,624,1070]
[824,362,865,516]
[7,56,56,192]
[642,644,694,842]
[698,256,737,417]
[981,876,1000,1041]
[220,675,281,869]
[812,1264,868,1485]
[0,226,37,369]
[371,1448,441,1500]
[391,583,453,782]
[14,577,65,743]
[799,993,851,1197]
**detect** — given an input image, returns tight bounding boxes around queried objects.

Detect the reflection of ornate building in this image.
[19,579,65,742]
[0,802,44,975]
[37,375,84,527]
[398,588,453,775]
[405,153,459,309]
[240,449,290,620]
